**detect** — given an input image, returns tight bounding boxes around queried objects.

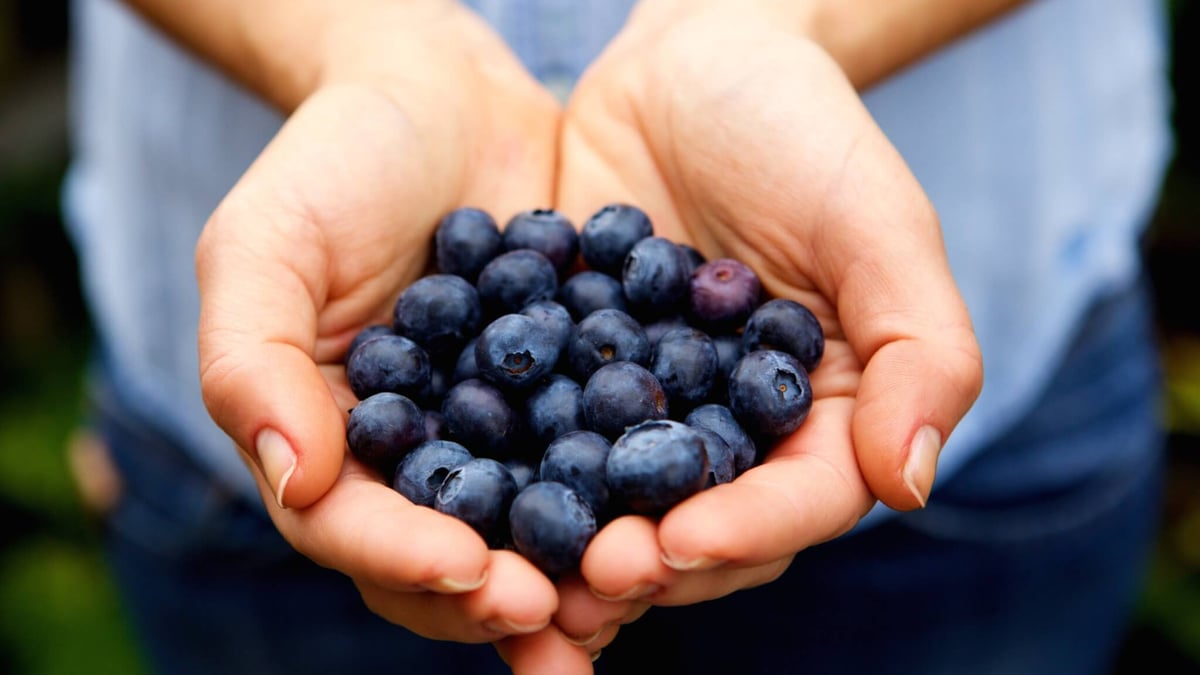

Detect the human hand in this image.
[548,0,984,647]
[195,2,593,668]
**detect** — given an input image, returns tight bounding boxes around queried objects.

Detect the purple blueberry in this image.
[346,392,426,475]
[650,326,718,412]
[727,349,813,439]
[566,308,650,380]
[476,249,559,318]
[508,481,597,577]
[392,274,482,360]
[435,207,503,283]
[742,298,825,373]
[502,208,580,275]
[622,236,692,317]
[525,374,586,448]
[684,403,758,476]
[435,457,519,547]
[689,258,762,331]
[345,324,392,364]
[558,270,627,320]
[579,203,654,277]
[475,314,562,390]
[607,420,710,515]
[346,334,431,402]
[539,430,611,520]
[582,361,669,440]
[441,378,521,459]
[392,439,473,507]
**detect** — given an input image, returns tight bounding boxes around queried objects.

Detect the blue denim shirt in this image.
[64,0,1172,513]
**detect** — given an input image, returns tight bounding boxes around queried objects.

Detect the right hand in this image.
[195,3,591,669]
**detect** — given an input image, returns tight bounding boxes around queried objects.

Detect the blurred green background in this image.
[1,1,1199,674]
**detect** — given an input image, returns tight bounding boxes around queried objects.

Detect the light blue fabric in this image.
[64,0,1172,512]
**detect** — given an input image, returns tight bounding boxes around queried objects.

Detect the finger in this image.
[553,574,643,645]
[356,550,557,643]
[496,626,596,675]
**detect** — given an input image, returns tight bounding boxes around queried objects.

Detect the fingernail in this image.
[423,571,488,593]
[660,553,722,572]
[590,583,661,602]
[255,428,297,509]
[563,627,604,646]
[591,650,603,663]
[483,618,549,635]
[903,425,942,508]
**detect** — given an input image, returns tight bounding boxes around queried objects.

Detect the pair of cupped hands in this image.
[195,1,982,672]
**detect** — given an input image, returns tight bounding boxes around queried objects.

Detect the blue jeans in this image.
[94,280,1165,675]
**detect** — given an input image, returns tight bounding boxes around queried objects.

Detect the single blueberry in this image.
[423,409,447,441]
[622,236,692,317]
[650,326,718,413]
[607,419,710,515]
[642,315,689,348]
[520,300,575,354]
[452,337,480,383]
[680,244,707,275]
[691,425,735,488]
[435,457,519,547]
[508,481,597,578]
[689,258,762,331]
[345,324,393,365]
[711,334,745,389]
[742,298,825,372]
[525,374,586,449]
[393,274,482,360]
[558,270,627,320]
[392,439,473,507]
[566,308,650,380]
[684,403,758,476]
[581,361,669,440]
[539,430,611,520]
[476,249,559,318]
[435,207,503,283]
[475,314,562,390]
[346,334,431,401]
[727,349,813,439]
[579,203,654,277]
[346,392,426,475]
[502,208,580,275]
[441,378,521,459]
[504,459,538,492]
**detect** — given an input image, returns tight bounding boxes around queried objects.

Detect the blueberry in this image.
[423,409,447,441]
[441,378,520,459]
[558,270,627,320]
[642,315,688,348]
[345,324,393,364]
[346,334,431,401]
[680,244,707,274]
[607,420,709,515]
[650,326,718,413]
[435,207,503,283]
[475,314,561,390]
[502,208,580,275]
[504,459,538,492]
[452,337,480,383]
[392,439,473,507]
[419,367,451,407]
[684,403,758,476]
[346,392,426,475]
[520,300,575,354]
[393,274,482,360]
[727,349,813,439]
[566,308,650,380]
[692,426,735,487]
[689,258,762,331]
[476,249,559,318]
[712,334,744,388]
[622,236,692,317]
[579,203,654,277]
[508,481,597,577]
[525,374,586,448]
[581,361,669,440]
[742,298,825,372]
[435,457,518,547]
[539,430,611,520]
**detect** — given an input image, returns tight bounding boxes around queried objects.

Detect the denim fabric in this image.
[93,279,1165,675]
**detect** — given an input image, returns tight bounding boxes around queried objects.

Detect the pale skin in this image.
[115,0,1024,670]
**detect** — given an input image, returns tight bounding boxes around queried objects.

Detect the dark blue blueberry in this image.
[476,249,559,318]
[441,378,520,459]
[692,426,735,488]
[346,334,431,401]
[504,459,538,492]
[579,203,654,277]
[566,308,650,380]
[607,420,709,515]
[684,403,758,476]
[539,430,611,520]
[642,315,688,348]
[520,300,575,354]
[502,208,580,275]
[392,439,473,507]
[423,409,447,441]
[346,392,426,475]
[419,367,451,407]
[650,326,718,412]
[712,334,744,389]
[742,298,825,372]
[680,244,707,275]
[393,274,482,360]
[558,270,627,320]
[475,314,561,390]
[727,349,813,439]
[452,337,480,383]
[345,324,393,364]
[689,258,762,331]
[525,374,586,448]
[435,207,503,283]
[621,236,692,317]
[581,361,669,440]
[508,481,597,577]
[435,457,518,547]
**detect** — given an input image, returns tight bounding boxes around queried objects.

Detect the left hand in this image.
[546,0,984,652]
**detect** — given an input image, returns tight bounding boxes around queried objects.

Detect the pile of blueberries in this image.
[344,204,823,577]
